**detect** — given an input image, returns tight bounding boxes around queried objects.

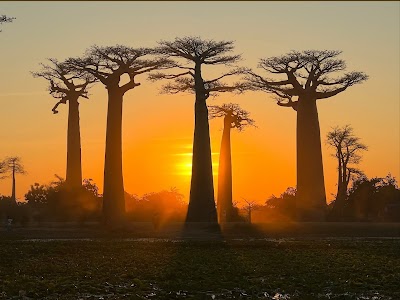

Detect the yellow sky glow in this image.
[0,2,399,208]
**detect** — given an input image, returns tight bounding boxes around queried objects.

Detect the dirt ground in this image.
[1,222,400,240]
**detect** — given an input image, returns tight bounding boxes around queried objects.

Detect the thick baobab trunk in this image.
[102,88,126,226]
[296,97,327,221]
[11,166,16,203]
[186,98,218,223]
[217,117,233,223]
[65,98,82,190]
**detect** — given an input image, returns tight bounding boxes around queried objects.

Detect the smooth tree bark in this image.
[247,50,368,221]
[33,59,95,191]
[209,103,255,222]
[67,45,171,227]
[4,157,25,203]
[326,125,367,218]
[151,37,247,223]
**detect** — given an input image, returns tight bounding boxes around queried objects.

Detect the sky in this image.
[0,1,399,206]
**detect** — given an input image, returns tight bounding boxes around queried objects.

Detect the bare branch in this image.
[66,45,172,94]
[315,71,368,99]
[51,97,67,114]
[0,14,15,32]
[153,37,246,99]
[205,67,249,84]
[4,157,26,175]
[32,58,97,113]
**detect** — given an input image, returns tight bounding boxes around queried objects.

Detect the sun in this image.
[174,151,219,180]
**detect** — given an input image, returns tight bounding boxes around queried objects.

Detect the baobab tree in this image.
[326,125,367,218]
[4,157,25,203]
[33,59,96,191]
[151,37,246,223]
[209,103,255,222]
[247,50,368,221]
[67,45,171,226]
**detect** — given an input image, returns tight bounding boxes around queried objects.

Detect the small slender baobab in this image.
[209,103,255,222]
[33,58,96,191]
[326,125,367,217]
[4,157,25,203]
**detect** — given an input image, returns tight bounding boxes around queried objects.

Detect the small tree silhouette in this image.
[326,125,367,218]
[247,50,368,221]
[0,159,7,179]
[33,59,96,191]
[209,103,255,222]
[0,14,15,32]
[67,45,171,227]
[151,36,247,223]
[242,198,258,224]
[4,157,26,203]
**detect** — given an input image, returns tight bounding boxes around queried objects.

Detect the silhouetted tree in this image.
[125,188,187,223]
[326,125,367,218]
[266,187,297,221]
[0,159,7,179]
[242,198,258,223]
[25,183,48,205]
[4,157,25,203]
[0,14,14,31]
[33,59,96,191]
[24,175,102,221]
[346,174,400,221]
[209,103,255,222]
[67,45,171,227]
[247,50,368,221]
[82,178,100,198]
[151,37,246,223]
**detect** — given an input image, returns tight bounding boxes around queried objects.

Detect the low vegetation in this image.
[0,239,399,299]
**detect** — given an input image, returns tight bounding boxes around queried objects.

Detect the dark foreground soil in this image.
[0,222,399,299]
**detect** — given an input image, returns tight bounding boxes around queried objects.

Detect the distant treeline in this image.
[1,173,399,225]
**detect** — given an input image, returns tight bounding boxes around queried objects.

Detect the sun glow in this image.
[174,152,219,179]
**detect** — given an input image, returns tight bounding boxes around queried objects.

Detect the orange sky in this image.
[0,2,399,207]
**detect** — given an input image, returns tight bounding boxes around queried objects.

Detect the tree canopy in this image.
[150,36,247,98]
[33,58,96,113]
[247,50,368,109]
[208,103,255,131]
[66,45,172,93]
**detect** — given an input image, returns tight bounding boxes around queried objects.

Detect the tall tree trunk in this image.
[66,98,82,191]
[102,88,126,226]
[217,117,233,223]
[336,152,343,201]
[296,97,326,221]
[11,166,16,204]
[186,99,217,223]
[333,154,346,218]
[186,64,217,223]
